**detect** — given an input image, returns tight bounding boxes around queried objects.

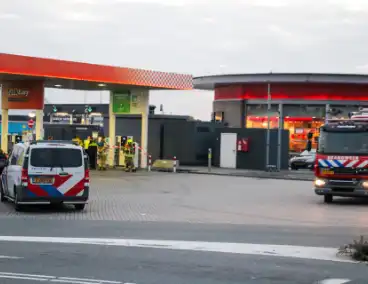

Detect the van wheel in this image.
[324,195,333,204]
[75,204,85,211]
[14,189,23,212]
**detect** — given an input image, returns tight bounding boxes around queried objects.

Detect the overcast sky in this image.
[1,0,368,119]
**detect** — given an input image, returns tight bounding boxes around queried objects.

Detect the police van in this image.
[0,140,89,211]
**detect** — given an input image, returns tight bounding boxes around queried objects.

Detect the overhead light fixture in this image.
[98,83,106,87]
[54,84,62,88]
[90,112,102,116]
[28,112,36,118]
[54,112,69,116]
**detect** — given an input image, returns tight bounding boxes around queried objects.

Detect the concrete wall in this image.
[103,115,289,169]
[213,101,243,127]
[162,121,224,165]
[104,115,195,162]
[104,116,226,166]
[213,128,289,170]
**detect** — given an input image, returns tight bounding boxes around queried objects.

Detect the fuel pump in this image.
[133,141,140,169]
[118,136,128,167]
[115,135,139,169]
[115,136,122,166]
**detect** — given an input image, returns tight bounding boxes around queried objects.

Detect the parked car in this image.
[0,140,89,211]
[289,149,316,170]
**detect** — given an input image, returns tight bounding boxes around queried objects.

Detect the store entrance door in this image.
[220,133,237,168]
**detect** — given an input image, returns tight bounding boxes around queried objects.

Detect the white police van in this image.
[0,140,89,211]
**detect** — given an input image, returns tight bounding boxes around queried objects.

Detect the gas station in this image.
[0,53,192,168]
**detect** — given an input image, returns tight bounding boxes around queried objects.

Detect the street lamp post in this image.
[265,82,271,170]
[277,105,283,171]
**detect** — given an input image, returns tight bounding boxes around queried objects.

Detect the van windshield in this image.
[30,148,82,167]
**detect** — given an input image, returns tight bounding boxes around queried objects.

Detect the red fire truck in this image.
[314,110,368,203]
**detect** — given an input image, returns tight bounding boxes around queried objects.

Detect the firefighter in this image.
[97,136,108,171]
[84,136,91,150]
[72,136,83,147]
[124,138,136,172]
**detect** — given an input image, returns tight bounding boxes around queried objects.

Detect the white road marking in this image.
[50,279,103,284]
[0,236,353,263]
[0,275,49,281]
[0,272,124,284]
[0,272,54,279]
[318,279,351,284]
[0,255,23,259]
[59,277,121,283]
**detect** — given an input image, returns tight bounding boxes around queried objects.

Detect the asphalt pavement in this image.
[0,172,367,283]
[0,219,367,284]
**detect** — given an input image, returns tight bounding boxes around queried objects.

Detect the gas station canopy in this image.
[0,53,193,91]
[0,53,193,167]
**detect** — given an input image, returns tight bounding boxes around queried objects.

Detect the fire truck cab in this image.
[314,109,368,203]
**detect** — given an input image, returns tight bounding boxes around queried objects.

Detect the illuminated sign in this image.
[8,88,29,96]
[7,88,30,102]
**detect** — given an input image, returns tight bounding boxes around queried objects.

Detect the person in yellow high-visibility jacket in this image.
[124,138,136,172]
[97,137,108,170]
[84,136,91,150]
[72,136,83,147]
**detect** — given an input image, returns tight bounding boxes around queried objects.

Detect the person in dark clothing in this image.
[0,149,8,175]
[0,149,7,160]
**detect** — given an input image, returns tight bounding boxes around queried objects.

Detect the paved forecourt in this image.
[0,171,367,229]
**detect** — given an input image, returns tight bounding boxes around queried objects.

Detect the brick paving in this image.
[0,171,367,228]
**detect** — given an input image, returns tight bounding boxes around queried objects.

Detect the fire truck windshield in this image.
[318,130,368,155]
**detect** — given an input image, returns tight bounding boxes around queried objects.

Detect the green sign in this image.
[112,91,131,114]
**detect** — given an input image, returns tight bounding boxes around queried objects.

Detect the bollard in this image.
[173,156,177,173]
[208,148,212,172]
[148,155,152,172]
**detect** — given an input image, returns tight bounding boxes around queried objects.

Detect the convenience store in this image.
[194,73,368,152]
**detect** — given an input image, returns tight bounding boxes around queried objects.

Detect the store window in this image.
[328,105,364,119]
[246,104,368,153]
[246,104,279,129]
[212,111,224,123]
[283,105,325,153]
[284,118,323,153]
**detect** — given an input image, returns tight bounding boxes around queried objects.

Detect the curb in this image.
[178,169,313,181]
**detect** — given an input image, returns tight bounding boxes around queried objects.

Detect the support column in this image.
[108,91,116,167]
[241,99,246,128]
[140,89,149,169]
[35,110,44,140]
[1,109,8,153]
[277,103,283,171]
[325,104,330,123]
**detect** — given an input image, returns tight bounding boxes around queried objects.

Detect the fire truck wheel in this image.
[75,204,85,211]
[324,195,333,203]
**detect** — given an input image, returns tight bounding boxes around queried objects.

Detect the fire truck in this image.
[314,109,368,203]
